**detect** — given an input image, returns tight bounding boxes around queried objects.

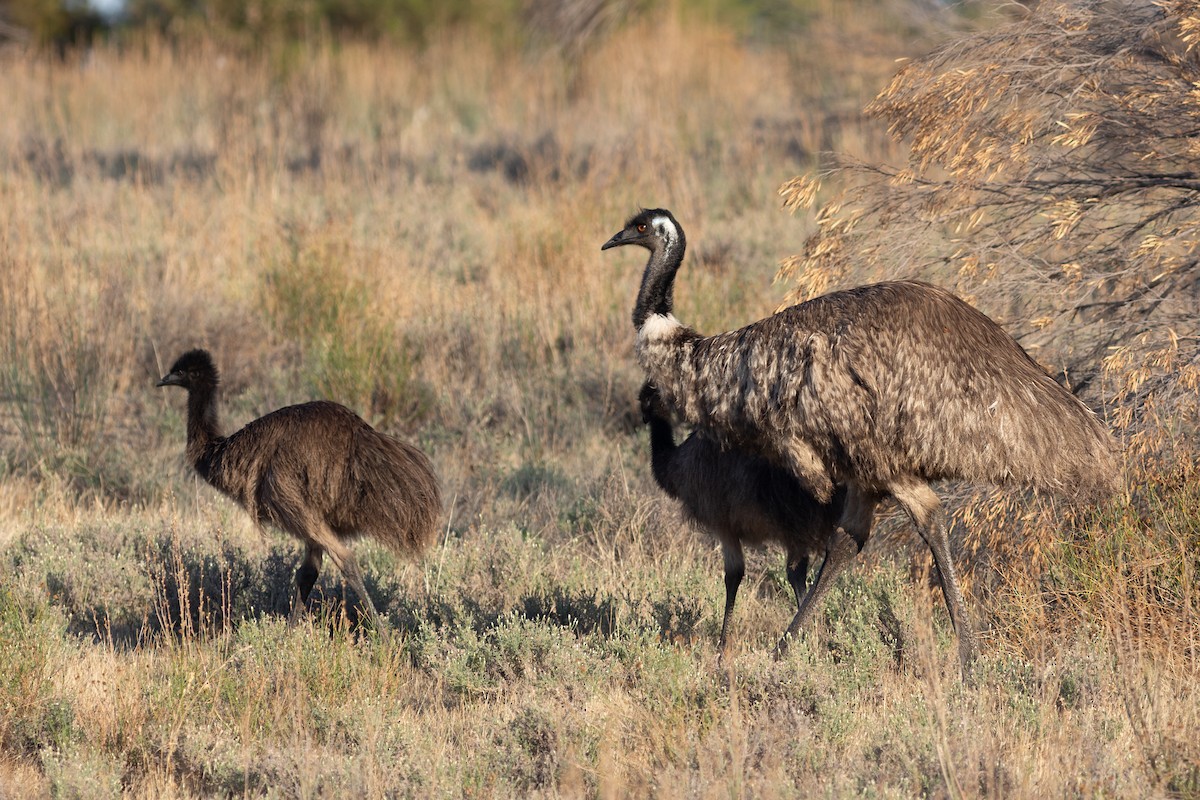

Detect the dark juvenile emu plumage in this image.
[605,209,1121,670]
[641,382,844,656]
[157,349,442,633]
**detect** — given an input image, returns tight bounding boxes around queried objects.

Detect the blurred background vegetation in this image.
[0,0,980,51]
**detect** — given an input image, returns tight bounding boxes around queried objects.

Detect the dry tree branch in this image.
[781,0,1200,460]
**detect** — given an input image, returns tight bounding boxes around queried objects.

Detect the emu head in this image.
[601,208,682,253]
[157,349,219,392]
[638,382,666,424]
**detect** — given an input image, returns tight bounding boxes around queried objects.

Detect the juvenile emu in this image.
[157,349,442,633]
[605,209,1120,668]
[641,382,844,656]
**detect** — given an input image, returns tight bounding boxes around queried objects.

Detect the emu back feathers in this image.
[638,281,1120,503]
[198,401,441,554]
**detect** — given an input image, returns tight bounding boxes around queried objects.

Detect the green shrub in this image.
[0,585,70,754]
[262,234,432,429]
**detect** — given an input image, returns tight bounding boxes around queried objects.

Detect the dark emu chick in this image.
[641,382,845,657]
[157,349,442,634]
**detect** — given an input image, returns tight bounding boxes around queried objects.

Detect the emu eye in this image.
[636,223,646,233]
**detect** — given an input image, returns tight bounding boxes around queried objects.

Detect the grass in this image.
[2,497,1195,796]
[0,3,1197,797]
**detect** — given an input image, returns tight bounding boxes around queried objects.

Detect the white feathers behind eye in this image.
[652,216,678,242]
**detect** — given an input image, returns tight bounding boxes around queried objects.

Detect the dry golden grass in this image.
[0,4,1196,797]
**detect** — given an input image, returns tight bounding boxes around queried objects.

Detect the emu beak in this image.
[156,373,180,388]
[601,229,628,251]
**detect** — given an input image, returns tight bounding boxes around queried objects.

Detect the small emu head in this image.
[638,382,667,424]
[157,349,219,392]
[601,208,681,253]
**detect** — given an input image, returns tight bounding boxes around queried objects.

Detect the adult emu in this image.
[640,382,844,656]
[604,209,1120,669]
[157,349,442,634]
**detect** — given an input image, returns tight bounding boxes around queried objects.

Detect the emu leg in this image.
[774,485,879,658]
[785,549,811,613]
[316,529,388,641]
[718,540,746,658]
[289,542,325,626]
[890,477,978,673]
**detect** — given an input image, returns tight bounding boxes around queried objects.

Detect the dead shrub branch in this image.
[781,0,1200,470]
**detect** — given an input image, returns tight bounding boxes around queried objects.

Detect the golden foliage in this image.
[781,0,1200,467]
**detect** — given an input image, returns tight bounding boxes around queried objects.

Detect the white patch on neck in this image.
[652,215,678,246]
[639,313,682,342]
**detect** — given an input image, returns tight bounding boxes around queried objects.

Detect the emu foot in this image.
[958,637,980,684]
[714,652,737,689]
[368,617,392,646]
[353,603,391,645]
[716,640,739,677]
[771,634,794,662]
[287,596,311,628]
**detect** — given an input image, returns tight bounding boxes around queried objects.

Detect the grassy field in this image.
[0,4,1197,797]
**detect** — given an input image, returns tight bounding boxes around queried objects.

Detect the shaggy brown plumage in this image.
[641,382,844,656]
[605,209,1121,669]
[157,349,442,633]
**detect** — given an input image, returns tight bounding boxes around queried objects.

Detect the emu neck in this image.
[646,412,679,498]
[632,234,685,330]
[184,385,224,479]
